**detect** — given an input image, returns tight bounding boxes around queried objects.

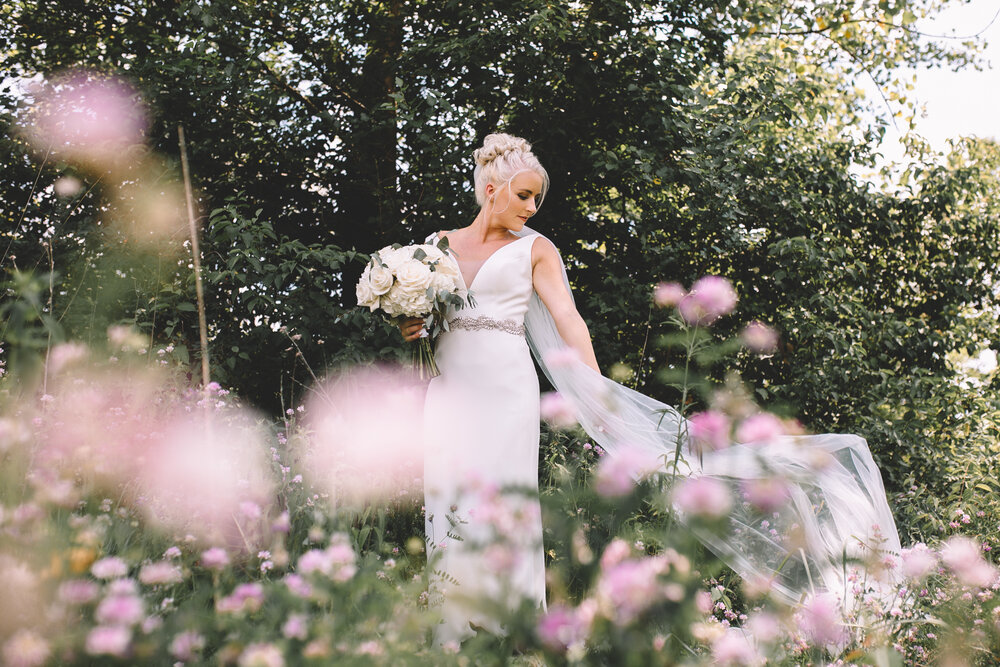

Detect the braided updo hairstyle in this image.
[472,133,549,209]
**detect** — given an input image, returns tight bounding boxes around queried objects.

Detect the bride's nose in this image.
[526,198,536,215]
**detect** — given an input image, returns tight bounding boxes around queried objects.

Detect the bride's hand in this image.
[399,317,425,342]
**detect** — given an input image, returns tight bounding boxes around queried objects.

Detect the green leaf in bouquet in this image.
[426,286,435,301]
[436,235,451,253]
[412,247,427,261]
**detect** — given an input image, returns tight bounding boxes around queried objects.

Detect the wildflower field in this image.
[5,0,1000,664]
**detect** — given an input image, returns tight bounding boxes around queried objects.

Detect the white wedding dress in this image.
[423,232,546,643]
[422,226,902,643]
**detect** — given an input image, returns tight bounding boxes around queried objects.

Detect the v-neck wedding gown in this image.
[423,233,545,643]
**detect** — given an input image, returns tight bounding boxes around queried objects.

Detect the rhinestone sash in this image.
[447,315,526,337]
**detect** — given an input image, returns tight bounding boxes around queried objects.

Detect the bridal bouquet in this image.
[356,238,470,378]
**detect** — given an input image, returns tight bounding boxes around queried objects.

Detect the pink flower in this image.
[540,392,577,429]
[138,561,183,585]
[296,537,357,582]
[671,477,732,519]
[484,543,521,573]
[688,411,731,452]
[735,413,785,446]
[941,536,998,588]
[741,477,790,513]
[216,583,265,614]
[543,347,581,368]
[653,282,686,308]
[302,366,425,504]
[596,557,665,624]
[711,631,761,665]
[46,342,88,373]
[91,556,128,579]
[283,574,313,598]
[746,611,781,643]
[85,626,131,657]
[600,538,632,570]
[695,590,713,614]
[2,630,50,667]
[200,547,230,571]
[282,614,309,640]
[57,579,100,604]
[797,593,845,646]
[678,276,738,326]
[95,593,144,626]
[537,605,591,650]
[26,70,147,170]
[238,642,285,667]
[741,321,779,353]
[900,543,937,580]
[239,501,262,520]
[594,447,661,497]
[169,631,205,661]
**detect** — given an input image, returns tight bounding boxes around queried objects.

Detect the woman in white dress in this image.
[402,133,902,643]
[400,133,600,643]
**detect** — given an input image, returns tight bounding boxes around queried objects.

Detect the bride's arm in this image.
[531,238,601,373]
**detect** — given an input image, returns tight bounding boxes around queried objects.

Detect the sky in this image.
[876,0,1000,163]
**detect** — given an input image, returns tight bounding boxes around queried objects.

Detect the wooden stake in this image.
[177,126,211,389]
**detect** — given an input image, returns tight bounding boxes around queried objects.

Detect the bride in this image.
[401,133,599,643]
[400,133,901,643]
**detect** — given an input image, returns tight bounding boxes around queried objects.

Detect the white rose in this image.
[429,269,461,295]
[433,254,461,280]
[420,244,445,262]
[377,246,407,272]
[386,283,432,317]
[395,258,433,291]
[368,263,394,296]
[356,270,379,311]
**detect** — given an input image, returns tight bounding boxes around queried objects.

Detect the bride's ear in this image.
[484,183,496,201]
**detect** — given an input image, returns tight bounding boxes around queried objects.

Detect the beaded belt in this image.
[447,316,526,337]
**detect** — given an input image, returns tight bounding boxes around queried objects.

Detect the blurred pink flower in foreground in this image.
[2,629,50,667]
[137,408,275,549]
[25,70,147,171]
[797,592,846,646]
[238,642,285,667]
[678,276,738,326]
[85,626,131,657]
[537,604,592,651]
[91,557,128,580]
[688,410,731,453]
[596,556,667,624]
[671,476,732,520]
[741,477,790,513]
[594,447,661,497]
[900,543,938,580]
[940,536,998,588]
[200,548,230,571]
[653,281,686,308]
[543,346,580,369]
[540,392,577,429]
[302,366,424,505]
[169,631,205,662]
[711,630,761,666]
[741,321,779,353]
[600,538,632,570]
[736,413,786,446]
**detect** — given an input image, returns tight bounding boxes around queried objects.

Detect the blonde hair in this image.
[472,133,549,209]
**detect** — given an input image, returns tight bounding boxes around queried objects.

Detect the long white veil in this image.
[515,226,901,605]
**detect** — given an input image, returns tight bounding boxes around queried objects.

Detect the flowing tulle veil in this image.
[514,226,901,605]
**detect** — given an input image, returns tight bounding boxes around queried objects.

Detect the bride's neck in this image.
[468,210,513,244]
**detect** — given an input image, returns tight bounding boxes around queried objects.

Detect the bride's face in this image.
[487,170,544,231]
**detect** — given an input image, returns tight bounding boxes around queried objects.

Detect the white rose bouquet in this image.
[356,237,471,378]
